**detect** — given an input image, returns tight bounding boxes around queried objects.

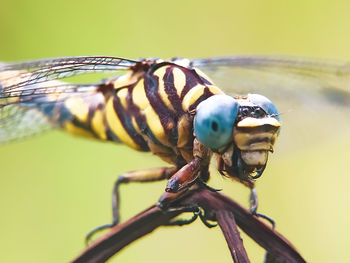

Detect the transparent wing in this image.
[191,56,350,102]
[0,56,146,144]
[0,104,49,143]
[0,56,139,91]
[0,68,106,144]
[191,56,350,153]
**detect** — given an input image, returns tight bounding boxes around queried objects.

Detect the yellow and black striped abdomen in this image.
[61,62,224,164]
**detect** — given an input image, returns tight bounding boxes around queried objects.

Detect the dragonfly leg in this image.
[85,166,177,244]
[198,209,217,228]
[165,157,202,193]
[196,177,222,192]
[165,138,212,193]
[249,188,275,229]
[164,206,217,228]
[166,213,199,226]
[164,205,200,226]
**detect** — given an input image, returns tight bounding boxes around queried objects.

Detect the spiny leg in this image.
[165,138,212,194]
[164,207,217,228]
[164,205,200,226]
[165,157,202,193]
[198,209,217,228]
[86,166,177,244]
[249,188,275,228]
[160,159,217,211]
[112,167,178,224]
[166,213,199,226]
[159,159,206,211]
[196,177,222,192]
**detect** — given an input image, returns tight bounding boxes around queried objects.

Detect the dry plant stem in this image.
[72,206,180,263]
[72,187,306,263]
[216,210,250,262]
[185,189,306,263]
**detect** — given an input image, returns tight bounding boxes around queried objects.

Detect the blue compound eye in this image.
[194,95,239,150]
[248,94,280,121]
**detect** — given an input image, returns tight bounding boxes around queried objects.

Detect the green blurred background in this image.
[1,0,350,262]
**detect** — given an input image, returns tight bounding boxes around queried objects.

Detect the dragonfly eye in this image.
[253,107,265,118]
[194,95,239,150]
[241,108,250,116]
[248,94,280,120]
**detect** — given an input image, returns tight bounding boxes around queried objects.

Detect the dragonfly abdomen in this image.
[61,62,224,164]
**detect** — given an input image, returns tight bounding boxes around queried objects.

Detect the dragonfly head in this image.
[194,94,281,185]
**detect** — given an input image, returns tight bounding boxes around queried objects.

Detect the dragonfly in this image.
[1,55,350,241]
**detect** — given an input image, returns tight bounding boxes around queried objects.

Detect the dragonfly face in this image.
[194,94,281,186]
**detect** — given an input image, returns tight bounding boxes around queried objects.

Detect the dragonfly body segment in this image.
[96,62,223,166]
[4,55,348,239]
[0,57,282,188]
[20,61,223,166]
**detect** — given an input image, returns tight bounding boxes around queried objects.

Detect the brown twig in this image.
[72,187,306,263]
[217,210,250,262]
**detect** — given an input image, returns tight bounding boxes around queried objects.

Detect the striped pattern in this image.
[56,62,224,164]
